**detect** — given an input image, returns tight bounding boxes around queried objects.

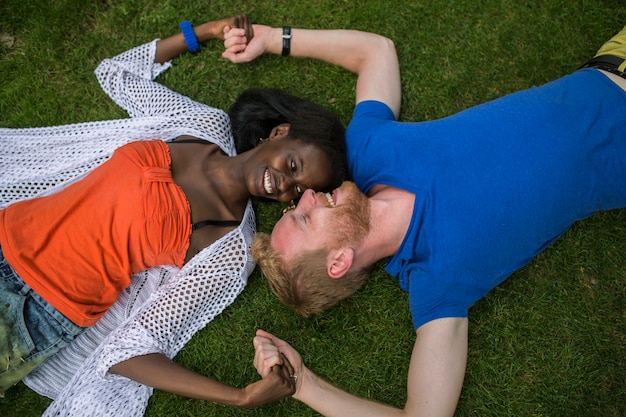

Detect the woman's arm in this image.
[110,353,293,408]
[99,207,294,407]
[155,15,252,63]
[94,15,250,120]
[103,264,295,408]
[223,24,401,119]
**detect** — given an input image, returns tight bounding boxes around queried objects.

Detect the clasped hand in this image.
[253,329,304,398]
[239,353,296,408]
[222,20,272,63]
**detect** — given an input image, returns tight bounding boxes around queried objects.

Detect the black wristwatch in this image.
[282,26,292,57]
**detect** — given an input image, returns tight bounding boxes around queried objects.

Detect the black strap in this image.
[281,26,292,56]
[579,54,626,80]
[581,54,624,68]
[192,219,240,232]
[171,138,212,145]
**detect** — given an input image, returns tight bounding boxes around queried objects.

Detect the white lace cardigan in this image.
[0,40,256,416]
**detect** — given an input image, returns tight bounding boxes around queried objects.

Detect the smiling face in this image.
[270,181,371,265]
[244,134,333,203]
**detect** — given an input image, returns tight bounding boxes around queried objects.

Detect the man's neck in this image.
[354,184,415,267]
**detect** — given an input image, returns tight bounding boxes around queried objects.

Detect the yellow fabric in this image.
[595,25,626,72]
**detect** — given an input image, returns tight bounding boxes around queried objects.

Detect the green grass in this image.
[1,0,625,416]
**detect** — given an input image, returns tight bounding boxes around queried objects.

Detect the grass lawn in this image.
[1,0,625,416]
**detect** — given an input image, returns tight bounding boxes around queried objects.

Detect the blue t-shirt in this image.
[346,69,626,329]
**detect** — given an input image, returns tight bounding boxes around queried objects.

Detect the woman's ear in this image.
[326,247,354,279]
[268,123,292,139]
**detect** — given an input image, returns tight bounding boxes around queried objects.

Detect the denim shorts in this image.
[0,247,85,396]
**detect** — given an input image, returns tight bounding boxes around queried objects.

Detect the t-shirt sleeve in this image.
[408,275,470,330]
[347,100,396,135]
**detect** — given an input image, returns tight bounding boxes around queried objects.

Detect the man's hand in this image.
[253,329,304,393]
[222,24,272,63]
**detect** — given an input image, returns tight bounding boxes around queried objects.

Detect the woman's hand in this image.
[208,14,253,41]
[155,14,253,63]
[239,360,296,408]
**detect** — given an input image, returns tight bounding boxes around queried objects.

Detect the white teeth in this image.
[263,169,273,194]
[325,192,336,207]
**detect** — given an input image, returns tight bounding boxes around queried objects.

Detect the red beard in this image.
[317,181,371,248]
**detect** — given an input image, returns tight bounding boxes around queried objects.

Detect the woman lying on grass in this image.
[0,13,347,416]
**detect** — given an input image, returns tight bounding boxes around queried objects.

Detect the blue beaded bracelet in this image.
[180,20,200,53]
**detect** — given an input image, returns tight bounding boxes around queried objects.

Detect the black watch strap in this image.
[282,26,292,56]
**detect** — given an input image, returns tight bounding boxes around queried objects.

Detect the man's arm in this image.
[255,318,468,417]
[404,318,468,416]
[223,24,401,118]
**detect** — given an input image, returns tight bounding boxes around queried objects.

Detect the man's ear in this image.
[326,247,354,279]
[268,123,291,139]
